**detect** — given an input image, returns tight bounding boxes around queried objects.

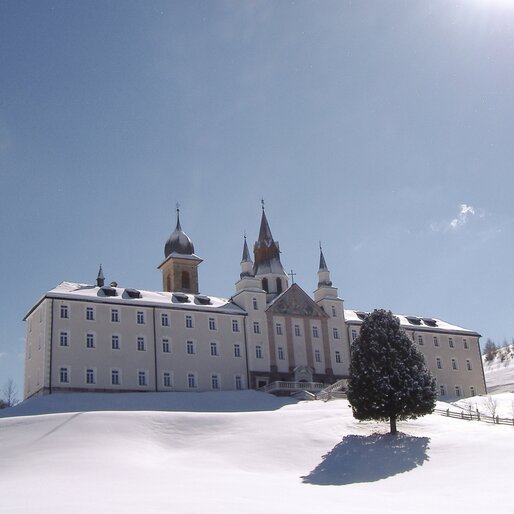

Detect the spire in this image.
[257,207,274,245]
[96,265,105,287]
[164,204,195,258]
[319,242,328,272]
[241,234,251,262]
[317,244,332,288]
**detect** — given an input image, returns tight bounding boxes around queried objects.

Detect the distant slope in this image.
[1,392,513,514]
[483,344,514,393]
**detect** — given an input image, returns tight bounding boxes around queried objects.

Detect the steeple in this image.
[159,205,203,294]
[240,234,254,278]
[164,205,195,258]
[252,202,289,299]
[96,265,105,287]
[317,244,332,287]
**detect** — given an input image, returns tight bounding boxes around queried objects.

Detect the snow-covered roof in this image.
[26,282,245,318]
[344,309,480,336]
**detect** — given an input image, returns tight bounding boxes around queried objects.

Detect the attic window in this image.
[422,318,437,327]
[195,295,212,305]
[406,316,422,326]
[173,293,190,303]
[356,311,368,321]
[99,286,117,297]
[125,288,142,299]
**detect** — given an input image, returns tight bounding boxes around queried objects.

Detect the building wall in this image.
[346,322,486,400]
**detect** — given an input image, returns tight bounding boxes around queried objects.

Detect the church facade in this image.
[23,208,486,400]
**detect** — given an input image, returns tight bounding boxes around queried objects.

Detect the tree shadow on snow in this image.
[302,433,430,486]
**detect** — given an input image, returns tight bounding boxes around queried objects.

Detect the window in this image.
[262,278,269,293]
[252,298,258,310]
[276,323,282,335]
[455,385,461,397]
[187,373,197,388]
[137,311,145,325]
[60,305,69,319]
[86,368,95,385]
[181,271,190,290]
[335,351,341,364]
[232,319,239,332]
[351,330,357,341]
[449,337,454,348]
[278,346,284,360]
[433,336,439,347]
[137,336,146,351]
[185,315,193,328]
[463,338,469,349]
[163,372,172,388]
[439,384,446,396]
[111,369,120,385]
[162,339,171,353]
[315,349,321,363]
[255,345,263,359]
[86,306,95,321]
[466,359,472,371]
[331,305,336,317]
[210,342,218,356]
[111,334,120,350]
[186,340,195,355]
[312,326,319,338]
[60,332,69,347]
[294,324,301,337]
[436,357,442,369]
[235,375,243,390]
[86,333,95,349]
[470,385,476,396]
[59,367,69,383]
[253,322,260,334]
[333,327,340,339]
[211,374,220,390]
[111,309,119,322]
[451,358,458,370]
[138,371,147,386]
[209,317,217,330]
[418,335,423,346]
[234,344,241,357]
[161,313,169,327]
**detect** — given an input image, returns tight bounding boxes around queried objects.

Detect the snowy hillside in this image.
[1,391,513,514]
[483,344,514,393]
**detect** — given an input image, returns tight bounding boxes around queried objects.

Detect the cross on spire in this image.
[288,269,296,284]
[261,197,265,211]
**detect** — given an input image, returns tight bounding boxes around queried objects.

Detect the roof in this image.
[25,282,246,319]
[344,309,480,337]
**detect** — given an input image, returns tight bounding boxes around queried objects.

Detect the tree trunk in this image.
[390,415,397,435]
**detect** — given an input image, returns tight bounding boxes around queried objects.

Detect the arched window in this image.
[166,274,172,292]
[181,271,190,291]
[262,278,269,292]
[276,278,283,294]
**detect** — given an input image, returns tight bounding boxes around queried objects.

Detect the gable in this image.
[266,284,328,318]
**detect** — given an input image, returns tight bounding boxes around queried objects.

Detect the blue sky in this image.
[1,0,513,396]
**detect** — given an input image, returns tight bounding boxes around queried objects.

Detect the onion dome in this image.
[164,208,195,258]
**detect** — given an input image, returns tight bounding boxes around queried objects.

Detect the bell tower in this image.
[158,206,202,294]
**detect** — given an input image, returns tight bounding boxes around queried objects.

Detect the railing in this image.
[259,381,325,393]
[316,379,347,401]
[434,408,514,426]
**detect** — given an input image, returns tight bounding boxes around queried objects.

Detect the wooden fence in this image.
[434,408,514,426]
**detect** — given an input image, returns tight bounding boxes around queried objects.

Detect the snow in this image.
[26,281,244,319]
[483,344,514,393]
[345,309,478,335]
[1,391,513,514]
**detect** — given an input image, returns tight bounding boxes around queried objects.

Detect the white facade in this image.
[23,209,486,401]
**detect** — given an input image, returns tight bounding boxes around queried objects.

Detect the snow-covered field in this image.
[1,391,513,514]
[483,344,514,394]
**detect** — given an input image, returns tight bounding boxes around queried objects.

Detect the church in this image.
[23,206,486,400]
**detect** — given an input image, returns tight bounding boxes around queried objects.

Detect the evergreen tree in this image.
[347,309,437,434]
[483,339,497,362]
